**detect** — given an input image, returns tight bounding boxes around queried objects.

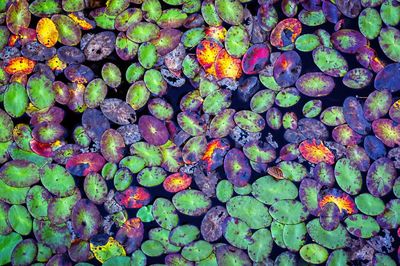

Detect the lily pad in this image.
[344,214,380,238]
[173,189,211,216]
[269,200,309,224]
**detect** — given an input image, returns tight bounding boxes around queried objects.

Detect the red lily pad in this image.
[241,44,269,75]
[66,153,106,177]
[115,186,151,209]
[4,57,35,75]
[196,39,223,71]
[202,139,230,172]
[163,173,192,193]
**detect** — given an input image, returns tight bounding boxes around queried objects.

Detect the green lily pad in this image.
[355,193,385,216]
[181,240,213,262]
[4,83,28,118]
[344,214,380,238]
[0,232,23,265]
[40,164,75,197]
[307,218,349,249]
[27,74,55,110]
[0,109,13,142]
[172,189,211,216]
[169,224,199,247]
[141,240,164,257]
[326,250,349,266]
[0,179,30,205]
[269,200,309,224]
[252,176,298,205]
[300,243,329,264]
[127,22,160,43]
[379,27,400,62]
[137,167,166,187]
[334,158,362,195]
[225,25,249,58]
[149,227,180,253]
[359,8,382,40]
[26,185,52,220]
[152,198,179,230]
[380,0,400,26]
[247,228,273,262]
[312,46,348,77]
[223,217,252,249]
[278,161,307,182]
[234,110,265,133]
[216,180,233,203]
[0,160,39,188]
[295,34,320,52]
[215,0,243,25]
[84,173,108,204]
[227,196,272,229]
[8,204,32,235]
[283,223,307,252]
[376,199,400,229]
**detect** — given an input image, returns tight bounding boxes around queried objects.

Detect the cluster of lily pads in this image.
[0,0,400,265]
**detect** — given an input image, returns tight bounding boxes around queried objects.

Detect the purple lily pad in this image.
[299,178,323,216]
[223,148,251,187]
[331,30,367,54]
[200,206,228,242]
[343,96,371,135]
[138,115,170,146]
[273,51,302,87]
[71,199,102,240]
[366,157,396,197]
[319,202,341,231]
[374,63,400,93]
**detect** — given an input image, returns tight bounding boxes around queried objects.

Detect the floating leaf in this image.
[319,188,357,217]
[344,214,380,238]
[269,200,309,224]
[307,218,350,249]
[366,157,396,197]
[296,72,335,97]
[299,139,334,165]
[223,148,251,187]
[379,27,400,63]
[172,189,211,216]
[300,244,329,264]
[313,46,348,77]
